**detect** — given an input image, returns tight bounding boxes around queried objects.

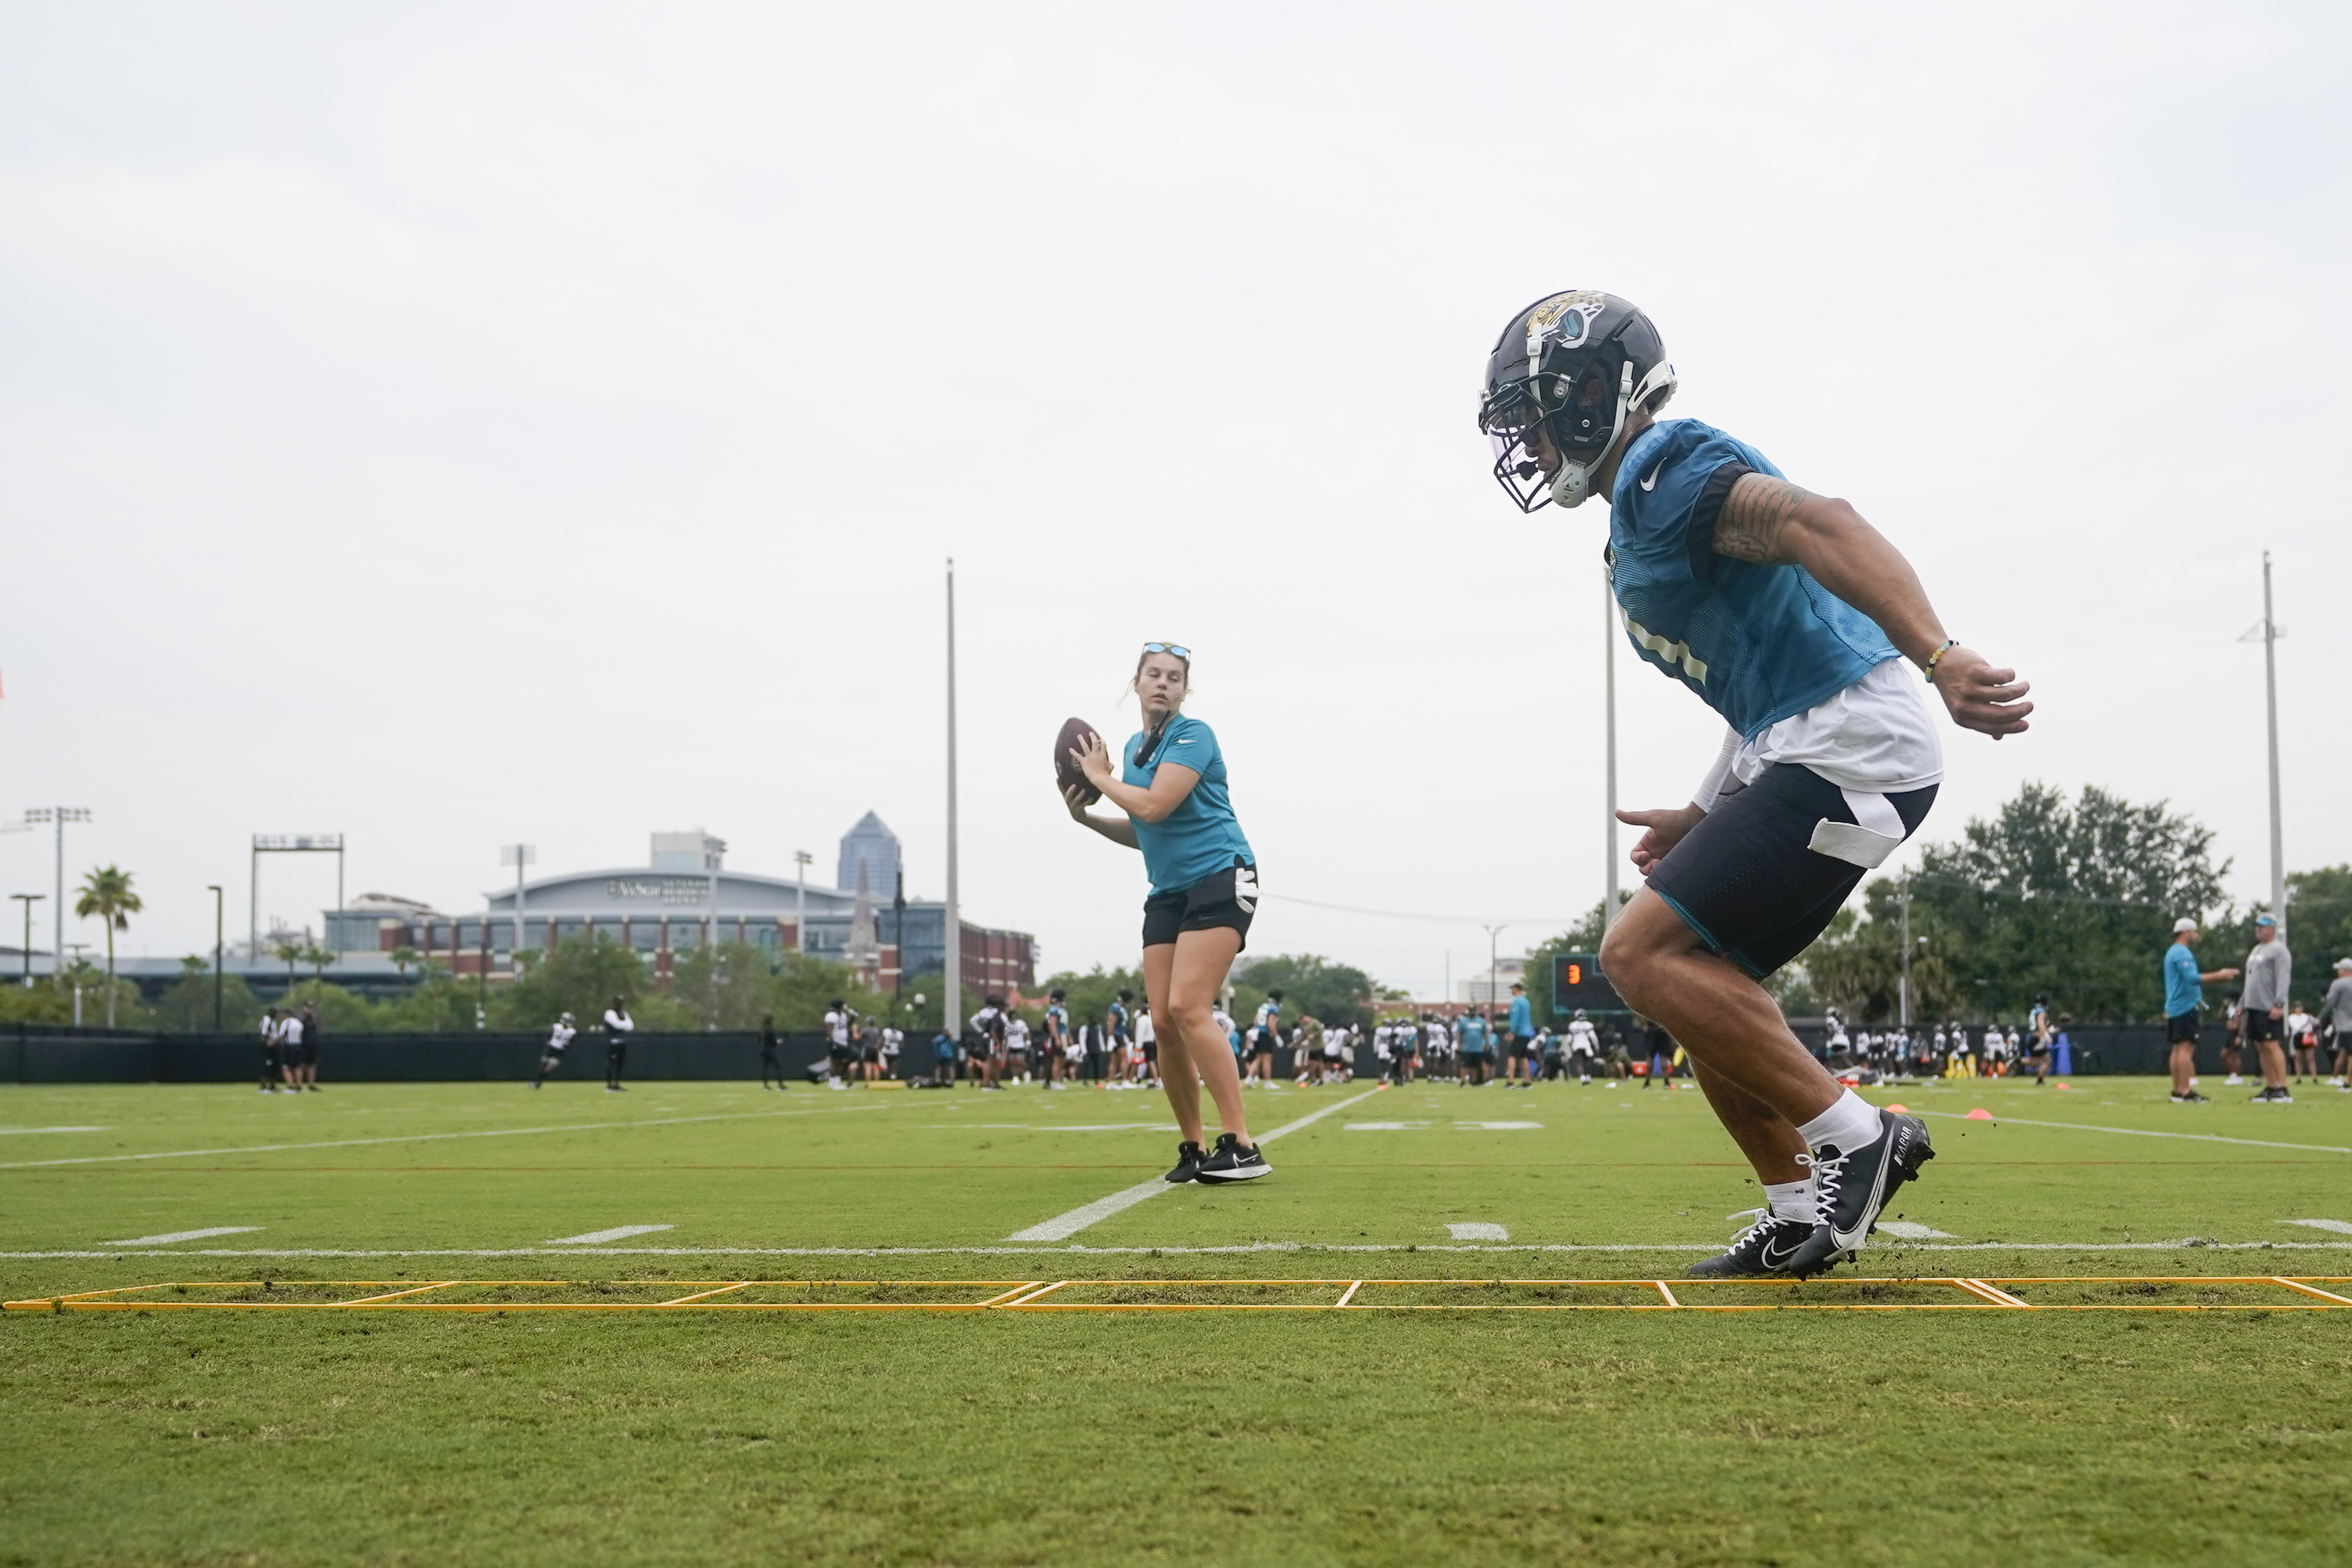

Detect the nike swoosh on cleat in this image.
[1760,1236,1805,1270]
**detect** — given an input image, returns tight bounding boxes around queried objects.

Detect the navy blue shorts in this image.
[1142,858,1257,951]
[1647,763,1936,980]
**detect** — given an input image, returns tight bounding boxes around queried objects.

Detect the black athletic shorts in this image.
[1647,763,1937,979]
[1141,1042,1159,1062]
[294,1042,317,1067]
[2243,1009,2281,1044]
[1141,857,1257,950]
[2167,1011,2200,1044]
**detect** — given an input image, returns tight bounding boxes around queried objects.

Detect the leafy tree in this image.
[389,945,422,979]
[487,935,649,1032]
[72,865,142,1027]
[156,966,265,1034]
[0,977,74,1026]
[2282,866,2352,1004]
[1233,954,1378,1031]
[1807,783,2231,1023]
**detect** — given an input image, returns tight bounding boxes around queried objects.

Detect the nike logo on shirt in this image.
[1640,464,1662,492]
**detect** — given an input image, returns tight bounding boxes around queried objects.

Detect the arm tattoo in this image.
[1711,474,1817,564]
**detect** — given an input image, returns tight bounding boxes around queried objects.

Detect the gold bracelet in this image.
[1922,640,1958,682]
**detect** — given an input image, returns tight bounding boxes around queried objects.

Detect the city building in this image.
[334,818,1035,999]
[1457,955,1530,1006]
[837,812,900,904]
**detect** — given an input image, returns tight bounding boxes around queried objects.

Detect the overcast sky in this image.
[2,3,2346,994]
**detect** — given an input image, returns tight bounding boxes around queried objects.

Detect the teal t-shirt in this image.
[1459,1015,1489,1053]
[1123,715,1255,895]
[1509,995,1533,1036]
[2163,942,2203,1017]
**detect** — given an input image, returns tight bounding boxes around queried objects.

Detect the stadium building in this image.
[330,815,1035,999]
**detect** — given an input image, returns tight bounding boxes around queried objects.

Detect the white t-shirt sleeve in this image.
[1691,725,1742,813]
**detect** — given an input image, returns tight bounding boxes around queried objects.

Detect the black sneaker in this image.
[1164,1141,1204,1183]
[1687,1214,1813,1278]
[2169,1090,2209,1103]
[1194,1132,1271,1182]
[2252,1086,2294,1104]
[1783,1109,1934,1278]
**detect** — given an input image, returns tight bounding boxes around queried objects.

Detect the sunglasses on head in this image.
[1141,642,1190,659]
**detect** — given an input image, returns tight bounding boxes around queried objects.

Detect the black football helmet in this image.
[1478,290,1676,511]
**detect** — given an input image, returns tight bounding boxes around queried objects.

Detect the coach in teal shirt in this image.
[2162,918,2239,1103]
[1508,983,1534,1039]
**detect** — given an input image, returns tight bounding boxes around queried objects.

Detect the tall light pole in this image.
[1482,923,1507,1009]
[1898,882,1912,1028]
[793,850,812,953]
[206,884,224,1029]
[1601,566,1621,937]
[2239,553,2288,938]
[501,845,536,968]
[944,557,962,1043]
[24,807,89,971]
[11,892,41,986]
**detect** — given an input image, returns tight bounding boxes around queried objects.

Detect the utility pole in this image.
[1482,924,1507,1009]
[64,942,88,1026]
[1898,882,1913,1029]
[501,845,536,969]
[793,850,812,953]
[206,885,223,1029]
[944,557,962,1044]
[892,868,907,994]
[24,807,89,972]
[1602,564,1620,937]
[11,892,41,986]
[2245,552,2288,940]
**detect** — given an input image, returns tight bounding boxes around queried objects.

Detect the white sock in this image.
[1796,1089,1883,1154]
[1763,1179,1815,1223]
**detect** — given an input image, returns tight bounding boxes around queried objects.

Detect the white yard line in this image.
[1875,1221,1958,1240]
[1004,1086,1388,1242]
[2284,1218,2352,1235]
[98,1226,262,1246]
[0,1102,888,1171]
[547,1224,675,1245]
[11,1237,2352,1260]
[1446,1223,1509,1241]
[0,1126,106,1136]
[1910,1109,2349,1156]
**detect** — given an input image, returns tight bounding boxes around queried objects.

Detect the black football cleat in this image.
[1687,1214,1814,1278]
[1783,1109,1934,1278]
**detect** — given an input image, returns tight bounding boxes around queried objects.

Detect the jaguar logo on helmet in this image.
[1523,290,1608,372]
[1479,289,1677,514]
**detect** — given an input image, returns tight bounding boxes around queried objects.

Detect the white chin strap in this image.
[1547,357,1676,509]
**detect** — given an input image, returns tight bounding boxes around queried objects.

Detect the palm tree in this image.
[274,940,303,990]
[303,945,336,995]
[390,945,421,979]
[73,866,142,1027]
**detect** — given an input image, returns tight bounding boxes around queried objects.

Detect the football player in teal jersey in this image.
[1479,291,2031,1278]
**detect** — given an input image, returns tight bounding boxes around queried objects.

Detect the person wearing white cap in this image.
[2241,914,2293,1102]
[2323,957,2352,1091]
[2162,918,2238,1104]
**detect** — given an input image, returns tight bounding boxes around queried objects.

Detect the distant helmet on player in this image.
[1478,290,1676,512]
[1573,1009,1588,1022]
[560,1012,574,1025]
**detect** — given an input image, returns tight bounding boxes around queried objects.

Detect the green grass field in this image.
[4,1072,2349,1565]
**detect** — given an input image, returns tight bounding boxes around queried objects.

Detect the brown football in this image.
[1055,716,1103,805]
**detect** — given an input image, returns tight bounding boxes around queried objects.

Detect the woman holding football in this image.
[1064,643,1268,1183]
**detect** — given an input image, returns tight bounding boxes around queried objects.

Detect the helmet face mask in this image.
[1479,290,1676,513]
